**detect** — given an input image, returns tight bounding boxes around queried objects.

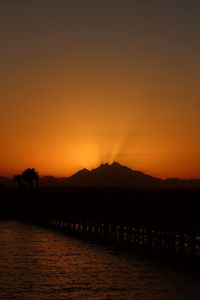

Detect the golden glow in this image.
[1,63,200,179]
[1,1,200,179]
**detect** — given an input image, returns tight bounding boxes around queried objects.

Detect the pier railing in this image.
[46,219,200,259]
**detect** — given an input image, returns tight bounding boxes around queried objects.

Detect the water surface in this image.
[0,221,200,299]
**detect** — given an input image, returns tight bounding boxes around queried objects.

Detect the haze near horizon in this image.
[1,0,200,179]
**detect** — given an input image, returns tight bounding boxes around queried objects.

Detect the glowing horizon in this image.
[1,1,200,180]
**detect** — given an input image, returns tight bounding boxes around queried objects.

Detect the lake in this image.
[0,221,200,299]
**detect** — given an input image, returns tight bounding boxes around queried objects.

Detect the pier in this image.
[1,187,200,263]
[45,219,200,261]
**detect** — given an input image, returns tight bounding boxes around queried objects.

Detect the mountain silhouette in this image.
[66,162,163,188]
[39,176,68,187]
[1,162,200,188]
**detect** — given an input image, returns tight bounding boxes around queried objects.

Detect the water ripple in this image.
[0,221,200,300]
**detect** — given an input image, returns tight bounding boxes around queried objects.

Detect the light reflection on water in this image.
[0,221,200,300]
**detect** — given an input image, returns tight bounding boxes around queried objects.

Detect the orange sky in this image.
[1,1,200,179]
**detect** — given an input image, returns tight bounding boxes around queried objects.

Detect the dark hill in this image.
[39,176,68,187]
[1,162,200,188]
[66,162,163,188]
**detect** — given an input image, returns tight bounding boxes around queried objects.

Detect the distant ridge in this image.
[1,162,200,188]
[66,162,162,188]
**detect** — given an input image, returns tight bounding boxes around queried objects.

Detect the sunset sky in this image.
[1,0,200,178]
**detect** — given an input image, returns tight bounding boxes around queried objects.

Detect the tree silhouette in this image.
[13,174,22,189]
[21,168,39,190]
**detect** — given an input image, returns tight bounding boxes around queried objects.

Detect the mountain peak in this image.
[97,161,124,169]
[92,161,125,172]
[65,161,162,187]
[110,161,121,167]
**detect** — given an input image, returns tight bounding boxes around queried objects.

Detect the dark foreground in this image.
[1,187,200,225]
[1,188,200,264]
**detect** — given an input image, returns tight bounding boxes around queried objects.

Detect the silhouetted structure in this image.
[13,168,39,190]
[22,168,39,189]
[48,219,200,262]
